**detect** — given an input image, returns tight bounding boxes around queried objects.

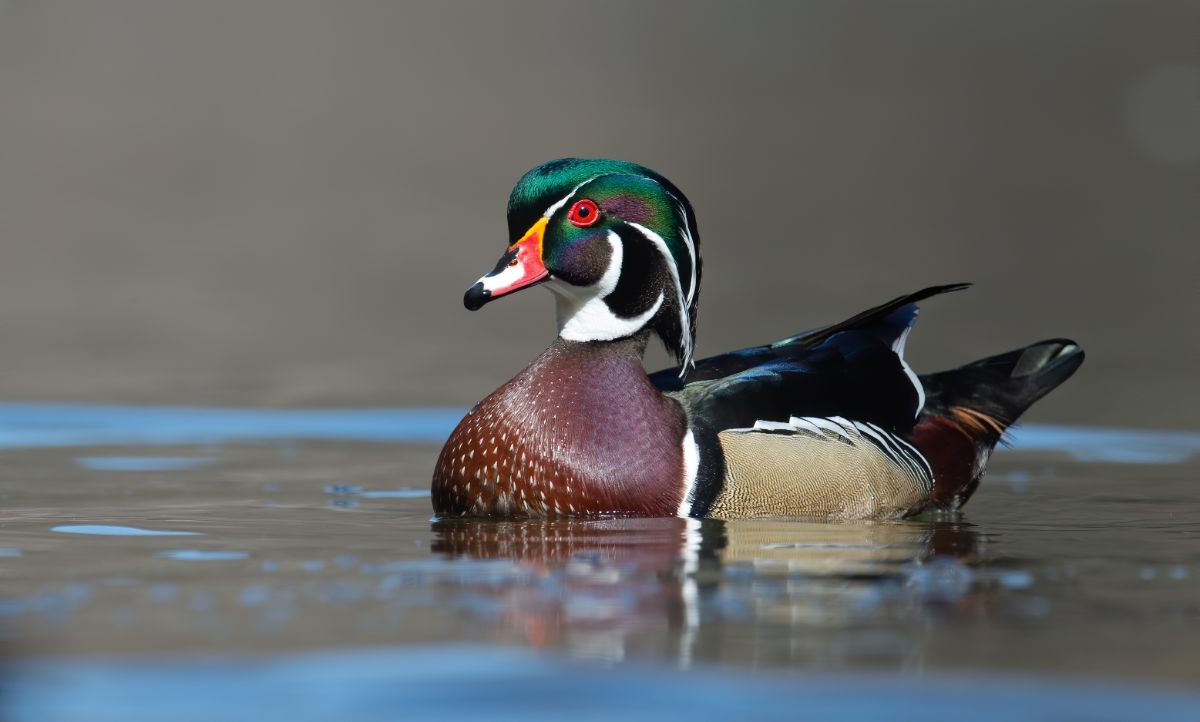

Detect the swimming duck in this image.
[432,159,1083,519]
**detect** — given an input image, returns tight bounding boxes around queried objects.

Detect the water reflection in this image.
[431,516,984,665]
[432,515,980,575]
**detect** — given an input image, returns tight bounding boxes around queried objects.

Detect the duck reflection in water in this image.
[431,516,984,666]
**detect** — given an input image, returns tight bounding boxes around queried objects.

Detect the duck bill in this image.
[464,217,549,310]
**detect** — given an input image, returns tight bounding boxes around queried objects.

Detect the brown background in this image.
[0,1,1196,428]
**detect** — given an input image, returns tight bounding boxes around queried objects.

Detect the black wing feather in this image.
[653,284,970,434]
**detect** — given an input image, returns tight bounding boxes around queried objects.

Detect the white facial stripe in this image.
[892,324,926,416]
[550,231,664,343]
[664,194,698,306]
[680,207,697,306]
[628,221,693,371]
[542,177,597,219]
[544,179,697,304]
[537,173,698,370]
[639,180,697,307]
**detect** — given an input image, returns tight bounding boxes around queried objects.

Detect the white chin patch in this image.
[549,231,663,343]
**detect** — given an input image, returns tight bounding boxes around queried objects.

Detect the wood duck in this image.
[432,158,1083,519]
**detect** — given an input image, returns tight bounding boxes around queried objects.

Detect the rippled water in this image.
[0,404,1198,719]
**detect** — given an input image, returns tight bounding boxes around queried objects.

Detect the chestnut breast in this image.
[432,340,687,517]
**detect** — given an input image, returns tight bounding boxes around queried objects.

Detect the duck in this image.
[432,158,1083,520]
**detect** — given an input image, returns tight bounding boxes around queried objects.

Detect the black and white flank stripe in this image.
[744,415,934,485]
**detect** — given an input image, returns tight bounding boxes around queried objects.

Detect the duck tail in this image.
[909,339,1085,509]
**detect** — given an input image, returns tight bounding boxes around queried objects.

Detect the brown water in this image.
[1,409,1197,694]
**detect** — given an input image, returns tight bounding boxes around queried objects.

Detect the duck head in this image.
[464,158,702,370]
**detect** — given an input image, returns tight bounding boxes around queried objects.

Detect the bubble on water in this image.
[1168,566,1189,580]
[1138,566,1157,581]
[0,548,22,557]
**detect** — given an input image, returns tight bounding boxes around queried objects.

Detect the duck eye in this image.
[567,199,600,227]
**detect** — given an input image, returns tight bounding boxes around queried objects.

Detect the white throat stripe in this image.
[551,230,664,343]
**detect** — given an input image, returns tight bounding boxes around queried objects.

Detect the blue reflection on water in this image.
[2,646,1198,722]
[361,488,431,498]
[1006,424,1200,463]
[75,456,216,471]
[0,403,462,448]
[52,525,202,537]
[155,550,249,561]
[0,403,1196,464]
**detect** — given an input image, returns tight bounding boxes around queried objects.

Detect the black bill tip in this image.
[464,282,491,311]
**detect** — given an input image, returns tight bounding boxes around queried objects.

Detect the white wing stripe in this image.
[851,422,906,468]
[786,416,825,435]
[858,421,927,482]
[728,416,933,487]
[753,420,795,431]
[795,416,855,441]
[886,429,935,479]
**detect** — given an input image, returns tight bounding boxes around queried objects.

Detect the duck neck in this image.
[550,329,650,368]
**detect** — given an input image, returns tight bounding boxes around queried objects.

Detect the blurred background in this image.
[0,0,1197,428]
[2,6,1200,716]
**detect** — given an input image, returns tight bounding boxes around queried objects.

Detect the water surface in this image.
[0,405,1197,719]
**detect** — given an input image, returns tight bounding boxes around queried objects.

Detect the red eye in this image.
[567,199,600,227]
